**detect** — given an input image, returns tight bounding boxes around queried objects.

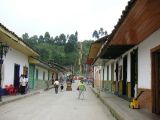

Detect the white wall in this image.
[95,29,160,90]
[35,66,49,81]
[138,28,160,89]
[2,48,29,87]
[48,71,52,80]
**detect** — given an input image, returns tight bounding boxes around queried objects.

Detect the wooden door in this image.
[130,49,138,98]
[152,52,160,114]
[123,55,127,96]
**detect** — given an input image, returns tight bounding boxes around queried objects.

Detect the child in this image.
[60,84,64,91]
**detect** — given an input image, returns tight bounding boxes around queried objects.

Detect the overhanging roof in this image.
[100,45,134,59]
[0,23,39,57]
[110,0,160,46]
[29,57,55,71]
[99,0,160,59]
[86,36,108,64]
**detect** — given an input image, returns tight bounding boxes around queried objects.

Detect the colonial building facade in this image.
[87,0,160,114]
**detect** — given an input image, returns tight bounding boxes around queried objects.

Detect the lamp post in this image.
[0,42,9,101]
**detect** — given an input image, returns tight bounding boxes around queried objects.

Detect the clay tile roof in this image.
[107,0,136,43]
[0,23,39,55]
[99,0,136,56]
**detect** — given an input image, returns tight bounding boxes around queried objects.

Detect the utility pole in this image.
[79,42,83,75]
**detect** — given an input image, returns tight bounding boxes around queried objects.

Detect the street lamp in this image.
[0,42,9,101]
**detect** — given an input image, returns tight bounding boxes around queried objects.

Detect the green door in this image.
[29,64,35,89]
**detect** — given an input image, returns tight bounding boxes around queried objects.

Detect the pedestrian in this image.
[77,80,86,99]
[60,83,64,91]
[54,79,59,94]
[19,74,27,95]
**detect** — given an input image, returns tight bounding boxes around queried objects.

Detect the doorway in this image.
[14,64,20,91]
[115,62,119,94]
[130,49,138,98]
[123,55,127,96]
[152,51,160,114]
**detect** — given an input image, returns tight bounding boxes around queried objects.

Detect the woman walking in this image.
[77,80,86,99]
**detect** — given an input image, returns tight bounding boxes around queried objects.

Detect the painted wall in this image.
[35,66,49,81]
[138,28,160,89]
[48,71,53,81]
[2,48,28,87]
[94,66,101,88]
[102,28,160,89]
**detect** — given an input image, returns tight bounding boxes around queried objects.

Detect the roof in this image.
[51,63,68,72]
[86,36,108,65]
[98,0,160,59]
[0,23,39,57]
[29,57,55,71]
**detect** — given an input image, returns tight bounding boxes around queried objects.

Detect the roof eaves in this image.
[0,23,39,56]
[95,0,136,62]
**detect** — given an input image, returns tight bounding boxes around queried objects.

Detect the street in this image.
[0,82,115,120]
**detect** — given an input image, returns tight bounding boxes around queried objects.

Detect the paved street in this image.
[0,82,115,120]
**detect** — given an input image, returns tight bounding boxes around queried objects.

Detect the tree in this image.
[50,37,54,44]
[39,35,44,43]
[44,32,50,43]
[22,33,29,41]
[75,31,78,41]
[99,27,104,37]
[21,31,87,74]
[30,35,38,43]
[64,34,78,53]
[92,30,99,40]
[54,36,59,45]
[59,34,67,45]
[68,34,77,43]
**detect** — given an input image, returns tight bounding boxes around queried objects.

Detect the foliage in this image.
[92,27,108,40]
[22,31,92,74]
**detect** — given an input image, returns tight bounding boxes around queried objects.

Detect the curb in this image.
[44,85,54,91]
[90,87,125,120]
[0,91,40,106]
[0,87,54,107]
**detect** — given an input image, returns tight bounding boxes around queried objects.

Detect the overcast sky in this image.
[0,0,129,41]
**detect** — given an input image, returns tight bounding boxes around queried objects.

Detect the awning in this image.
[100,45,134,59]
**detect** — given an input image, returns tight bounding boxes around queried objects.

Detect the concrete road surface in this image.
[0,82,115,120]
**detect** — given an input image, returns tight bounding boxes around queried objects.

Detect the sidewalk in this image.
[0,85,54,106]
[90,86,160,120]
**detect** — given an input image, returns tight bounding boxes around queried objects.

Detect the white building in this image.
[0,23,39,91]
[87,0,160,114]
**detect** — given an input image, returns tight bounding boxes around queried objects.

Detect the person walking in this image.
[54,79,59,94]
[77,80,86,99]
